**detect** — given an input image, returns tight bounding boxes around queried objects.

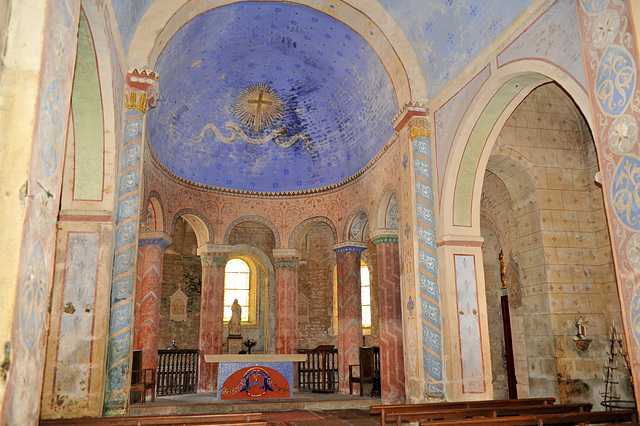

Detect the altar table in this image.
[205,354,307,400]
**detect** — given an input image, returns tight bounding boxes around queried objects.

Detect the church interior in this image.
[3,0,640,424]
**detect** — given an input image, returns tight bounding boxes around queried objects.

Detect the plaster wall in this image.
[40,221,113,419]
[0,0,48,410]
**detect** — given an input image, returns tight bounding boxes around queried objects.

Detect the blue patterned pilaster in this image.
[409,117,443,397]
[103,71,158,416]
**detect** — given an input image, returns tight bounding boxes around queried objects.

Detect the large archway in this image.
[479,82,631,406]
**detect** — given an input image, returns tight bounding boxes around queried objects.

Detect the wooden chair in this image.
[349,346,380,396]
[130,350,156,404]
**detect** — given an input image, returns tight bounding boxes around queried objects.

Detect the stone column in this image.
[196,244,231,393]
[371,230,406,403]
[273,249,301,354]
[103,70,158,416]
[334,241,367,394]
[134,232,171,371]
[393,104,443,401]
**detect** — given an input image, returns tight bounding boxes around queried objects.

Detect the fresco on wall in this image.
[111,0,154,54]
[51,232,100,408]
[72,13,104,200]
[380,0,532,94]
[147,2,397,195]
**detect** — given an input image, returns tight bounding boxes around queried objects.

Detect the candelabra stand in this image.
[601,326,636,411]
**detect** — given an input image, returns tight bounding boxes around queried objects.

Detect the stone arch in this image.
[227,243,277,353]
[170,209,214,246]
[142,190,165,232]
[441,60,591,237]
[375,186,399,230]
[344,206,370,242]
[224,216,281,248]
[288,216,338,250]
[127,0,427,104]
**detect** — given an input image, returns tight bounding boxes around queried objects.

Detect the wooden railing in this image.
[157,349,198,396]
[297,346,338,392]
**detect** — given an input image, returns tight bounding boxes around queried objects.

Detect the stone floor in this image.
[130,391,382,424]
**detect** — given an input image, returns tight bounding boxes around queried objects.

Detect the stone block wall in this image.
[298,223,338,349]
[159,218,201,350]
[481,82,629,406]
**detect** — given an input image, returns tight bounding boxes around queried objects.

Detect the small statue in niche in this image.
[229,299,242,336]
[573,315,592,351]
[573,315,588,340]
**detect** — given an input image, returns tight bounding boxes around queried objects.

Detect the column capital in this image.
[273,248,301,269]
[197,244,232,267]
[138,231,172,249]
[272,248,301,261]
[125,69,159,113]
[333,241,367,254]
[392,100,427,132]
[370,229,399,245]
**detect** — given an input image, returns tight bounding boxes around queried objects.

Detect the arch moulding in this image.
[439,60,591,243]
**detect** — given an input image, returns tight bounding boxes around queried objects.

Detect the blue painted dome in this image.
[147,1,398,194]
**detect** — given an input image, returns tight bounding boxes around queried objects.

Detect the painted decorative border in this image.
[146,132,399,198]
[410,117,443,396]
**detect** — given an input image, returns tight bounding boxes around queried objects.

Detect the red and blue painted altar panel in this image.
[218,362,294,399]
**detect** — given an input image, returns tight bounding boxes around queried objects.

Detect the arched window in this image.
[361,261,371,328]
[223,258,251,322]
[332,260,373,333]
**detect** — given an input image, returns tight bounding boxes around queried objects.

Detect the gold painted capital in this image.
[408,117,431,139]
[125,69,159,113]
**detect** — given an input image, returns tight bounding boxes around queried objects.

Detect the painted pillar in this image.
[577,1,640,408]
[134,232,172,371]
[0,2,81,423]
[273,249,301,354]
[333,241,367,394]
[196,244,231,393]
[393,104,443,401]
[371,230,406,403]
[103,71,159,416]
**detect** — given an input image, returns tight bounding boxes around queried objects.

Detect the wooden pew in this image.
[371,398,556,426]
[39,412,266,425]
[388,403,591,424]
[417,409,638,426]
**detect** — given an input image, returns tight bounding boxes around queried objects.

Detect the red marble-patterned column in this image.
[134,233,172,371]
[196,244,231,393]
[273,249,301,354]
[334,241,367,394]
[371,230,406,403]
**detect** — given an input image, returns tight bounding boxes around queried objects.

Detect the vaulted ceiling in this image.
[146,2,397,194]
[114,0,534,195]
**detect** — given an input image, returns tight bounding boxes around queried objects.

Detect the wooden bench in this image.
[417,409,638,426]
[39,412,266,425]
[371,398,556,426]
[388,403,591,424]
